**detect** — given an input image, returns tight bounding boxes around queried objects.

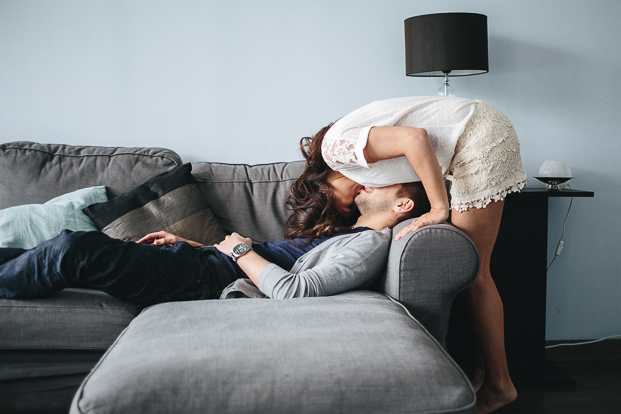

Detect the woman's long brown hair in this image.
[284,124,356,242]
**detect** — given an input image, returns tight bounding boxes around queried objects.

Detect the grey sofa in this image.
[0,141,479,414]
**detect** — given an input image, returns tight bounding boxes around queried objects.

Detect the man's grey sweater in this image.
[221,228,392,300]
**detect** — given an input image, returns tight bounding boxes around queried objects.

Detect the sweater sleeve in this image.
[257,231,390,299]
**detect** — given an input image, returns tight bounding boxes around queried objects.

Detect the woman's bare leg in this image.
[450,200,517,414]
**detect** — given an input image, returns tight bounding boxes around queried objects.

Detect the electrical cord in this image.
[547,184,573,272]
[544,184,621,349]
[545,335,621,349]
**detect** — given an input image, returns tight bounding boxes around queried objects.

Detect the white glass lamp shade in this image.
[536,160,572,190]
[538,160,572,178]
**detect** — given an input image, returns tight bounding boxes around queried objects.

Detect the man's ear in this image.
[393,198,414,214]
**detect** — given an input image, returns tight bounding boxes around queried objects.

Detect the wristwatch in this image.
[231,243,253,262]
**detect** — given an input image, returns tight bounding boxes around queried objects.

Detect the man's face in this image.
[354,184,402,216]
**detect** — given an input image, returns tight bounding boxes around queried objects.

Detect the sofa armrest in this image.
[379,222,479,348]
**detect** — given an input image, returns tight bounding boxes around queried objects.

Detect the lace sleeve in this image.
[321,137,359,169]
[322,125,373,170]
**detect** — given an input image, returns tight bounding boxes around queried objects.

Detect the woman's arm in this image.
[364,126,450,239]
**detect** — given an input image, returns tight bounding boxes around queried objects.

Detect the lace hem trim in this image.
[451,177,527,212]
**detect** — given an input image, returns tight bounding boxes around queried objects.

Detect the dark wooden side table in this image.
[448,188,594,387]
[492,188,594,386]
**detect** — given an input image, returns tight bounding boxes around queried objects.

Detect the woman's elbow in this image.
[389,127,428,152]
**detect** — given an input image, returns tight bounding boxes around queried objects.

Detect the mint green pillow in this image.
[0,186,108,249]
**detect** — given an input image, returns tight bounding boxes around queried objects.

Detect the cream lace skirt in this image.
[446,101,527,212]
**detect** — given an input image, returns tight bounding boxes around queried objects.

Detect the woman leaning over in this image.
[285,96,525,414]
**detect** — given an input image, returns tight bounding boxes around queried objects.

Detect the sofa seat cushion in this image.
[0,288,142,350]
[71,291,476,414]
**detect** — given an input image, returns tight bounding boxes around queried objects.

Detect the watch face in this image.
[233,243,250,256]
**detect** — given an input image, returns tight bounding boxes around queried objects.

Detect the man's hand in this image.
[394,207,449,241]
[137,231,196,247]
[215,233,268,287]
[213,232,253,257]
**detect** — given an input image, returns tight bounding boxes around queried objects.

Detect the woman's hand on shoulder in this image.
[394,207,449,241]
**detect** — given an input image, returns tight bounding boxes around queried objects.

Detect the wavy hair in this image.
[284,124,356,242]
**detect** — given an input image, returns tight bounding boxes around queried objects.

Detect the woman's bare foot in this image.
[469,368,485,393]
[470,352,485,392]
[476,380,518,414]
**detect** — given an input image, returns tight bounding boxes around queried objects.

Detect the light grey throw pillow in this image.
[0,186,107,249]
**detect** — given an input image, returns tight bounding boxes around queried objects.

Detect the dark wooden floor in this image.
[496,339,621,414]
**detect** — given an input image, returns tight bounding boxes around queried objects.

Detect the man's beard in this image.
[355,196,394,216]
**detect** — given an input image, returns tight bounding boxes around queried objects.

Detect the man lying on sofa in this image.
[0,182,428,305]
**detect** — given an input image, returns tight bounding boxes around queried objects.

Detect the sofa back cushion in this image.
[0,141,182,209]
[192,161,305,242]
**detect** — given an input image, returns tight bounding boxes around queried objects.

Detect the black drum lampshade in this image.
[404,13,489,96]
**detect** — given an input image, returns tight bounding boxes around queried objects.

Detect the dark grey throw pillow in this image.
[83,163,226,246]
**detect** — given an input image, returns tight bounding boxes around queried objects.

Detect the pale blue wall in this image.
[1,0,620,340]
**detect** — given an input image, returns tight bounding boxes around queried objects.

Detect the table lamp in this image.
[535,160,573,190]
[404,12,489,96]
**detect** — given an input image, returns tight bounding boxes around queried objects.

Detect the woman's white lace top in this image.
[322,96,477,187]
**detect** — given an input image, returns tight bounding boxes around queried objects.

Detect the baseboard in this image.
[545,338,621,361]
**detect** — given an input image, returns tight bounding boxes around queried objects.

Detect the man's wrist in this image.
[231,243,253,262]
[234,250,257,264]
